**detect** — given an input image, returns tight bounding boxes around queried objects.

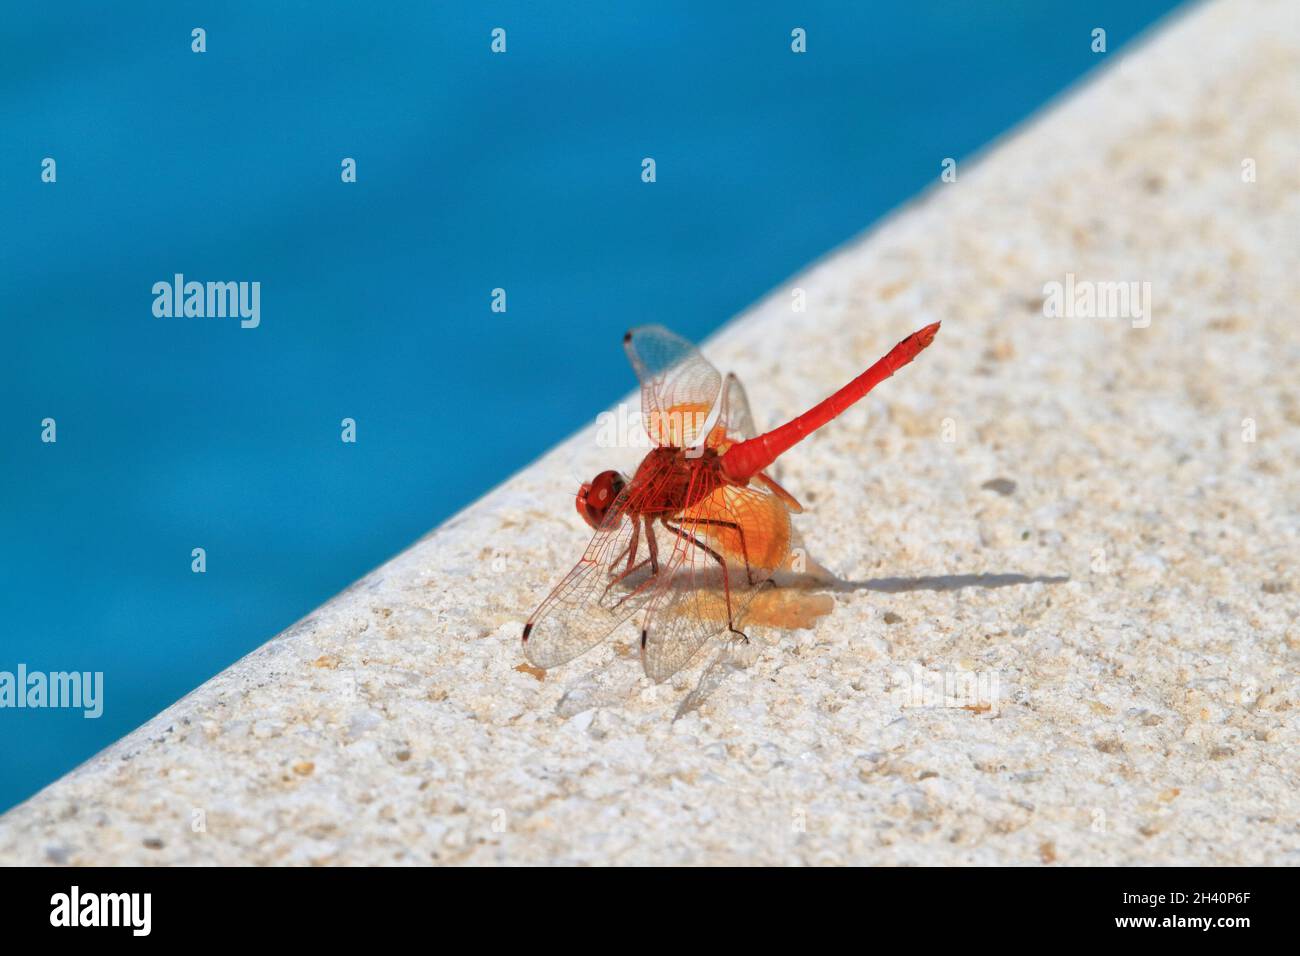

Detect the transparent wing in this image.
[522,457,675,670]
[640,477,794,682]
[718,372,757,443]
[624,325,723,449]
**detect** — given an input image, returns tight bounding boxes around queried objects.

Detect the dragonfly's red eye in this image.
[577,471,625,528]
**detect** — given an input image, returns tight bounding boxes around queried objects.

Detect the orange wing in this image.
[639,474,794,682]
[624,326,722,448]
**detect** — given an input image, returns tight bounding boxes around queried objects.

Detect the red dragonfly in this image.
[523,321,940,681]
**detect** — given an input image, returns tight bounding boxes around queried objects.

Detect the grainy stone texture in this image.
[3,0,1297,865]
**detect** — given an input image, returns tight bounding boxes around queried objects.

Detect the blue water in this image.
[0,1,1185,812]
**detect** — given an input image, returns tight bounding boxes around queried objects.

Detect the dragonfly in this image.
[522,321,940,682]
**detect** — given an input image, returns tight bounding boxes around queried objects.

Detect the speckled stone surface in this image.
[2,0,1297,865]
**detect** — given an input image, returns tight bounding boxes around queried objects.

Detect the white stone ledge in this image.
[3,0,1297,864]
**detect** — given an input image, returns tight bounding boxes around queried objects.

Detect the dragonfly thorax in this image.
[622,445,736,518]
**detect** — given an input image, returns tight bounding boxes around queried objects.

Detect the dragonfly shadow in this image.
[770,567,1069,593]
[673,569,1071,718]
[832,572,1070,593]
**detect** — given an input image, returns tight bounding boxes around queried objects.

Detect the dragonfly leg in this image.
[684,517,756,585]
[644,515,659,575]
[605,519,638,578]
[661,518,748,644]
[603,558,654,604]
[603,516,664,606]
[623,517,640,574]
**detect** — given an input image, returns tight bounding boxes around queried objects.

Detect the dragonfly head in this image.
[576,470,626,529]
